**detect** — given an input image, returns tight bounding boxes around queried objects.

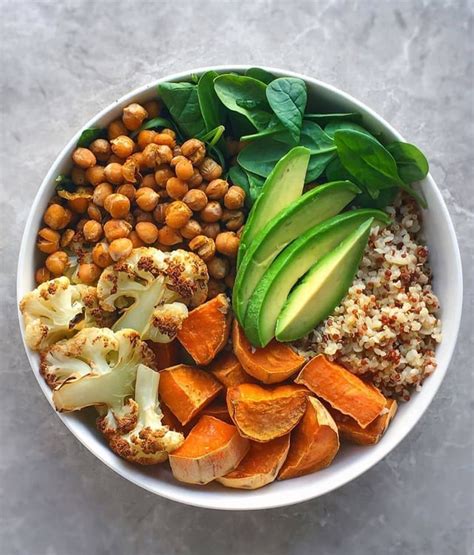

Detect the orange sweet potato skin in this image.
[232,322,305,384]
[330,399,398,445]
[278,397,340,480]
[295,355,386,428]
[208,351,254,390]
[227,383,308,442]
[159,364,223,425]
[177,294,231,365]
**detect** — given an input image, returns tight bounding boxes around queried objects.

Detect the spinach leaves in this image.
[266,78,307,143]
[77,127,106,147]
[158,82,207,138]
[386,141,429,183]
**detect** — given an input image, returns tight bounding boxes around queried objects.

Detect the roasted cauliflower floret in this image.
[19,277,114,351]
[41,328,183,464]
[97,247,208,343]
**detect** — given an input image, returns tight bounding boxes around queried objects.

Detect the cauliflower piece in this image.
[97,247,208,343]
[41,327,183,464]
[19,277,114,351]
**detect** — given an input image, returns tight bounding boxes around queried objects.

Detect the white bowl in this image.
[17,66,463,510]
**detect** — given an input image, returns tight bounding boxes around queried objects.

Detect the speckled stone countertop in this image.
[1,1,472,554]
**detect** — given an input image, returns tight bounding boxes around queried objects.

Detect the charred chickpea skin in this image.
[134,208,154,223]
[165,201,192,229]
[181,138,206,165]
[111,135,135,159]
[92,243,113,268]
[82,220,103,242]
[72,148,96,169]
[205,179,228,200]
[199,158,223,181]
[216,231,240,257]
[180,219,202,240]
[188,235,216,262]
[135,187,160,211]
[122,103,148,131]
[103,219,131,242]
[207,256,229,280]
[78,263,102,284]
[135,221,159,244]
[104,193,131,219]
[44,204,71,230]
[224,186,246,209]
[200,201,223,223]
[35,267,51,284]
[182,189,207,211]
[109,238,133,261]
[89,138,111,162]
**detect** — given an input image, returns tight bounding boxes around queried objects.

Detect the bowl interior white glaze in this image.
[17,66,463,510]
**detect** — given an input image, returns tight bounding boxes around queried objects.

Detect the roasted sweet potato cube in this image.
[208,351,254,390]
[217,435,290,490]
[279,397,340,480]
[295,355,386,428]
[146,340,180,370]
[201,399,233,423]
[177,294,231,365]
[226,383,308,442]
[232,321,304,384]
[169,416,249,485]
[330,398,398,445]
[159,364,223,425]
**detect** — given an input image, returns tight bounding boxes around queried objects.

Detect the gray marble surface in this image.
[1,1,473,554]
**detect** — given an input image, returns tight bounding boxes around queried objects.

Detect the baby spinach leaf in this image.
[245,67,277,84]
[55,174,76,193]
[214,74,272,131]
[325,156,353,182]
[300,121,336,155]
[353,187,399,209]
[228,165,264,207]
[77,127,106,148]
[386,141,429,183]
[325,121,376,139]
[305,112,362,124]
[266,77,307,143]
[197,71,225,132]
[240,116,286,142]
[158,82,206,138]
[237,139,291,177]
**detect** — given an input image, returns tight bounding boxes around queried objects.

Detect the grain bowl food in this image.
[17,67,461,509]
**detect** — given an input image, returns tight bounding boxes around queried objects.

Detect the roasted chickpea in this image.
[181,138,206,165]
[103,219,132,242]
[189,235,216,262]
[216,231,240,257]
[37,227,60,254]
[128,230,145,249]
[83,220,103,242]
[135,187,159,211]
[153,133,175,147]
[122,157,139,183]
[104,162,124,185]
[108,119,128,140]
[93,182,113,207]
[200,201,223,223]
[67,197,89,214]
[87,203,103,222]
[166,177,188,200]
[109,238,133,261]
[89,138,111,162]
[152,203,169,224]
[175,158,194,181]
[137,130,158,150]
[139,173,157,190]
[221,209,245,231]
[171,155,186,168]
[163,128,177,140]
[76,218,88,232]
[135,221,159,244]
[45,251,69,276]
[224,272,235,289]
[201,222,221,240]
[173,145,182,157]
[182,189,207,211]
[224,185,246,210]
[122,103,148,131]
[206,179,228,200]
[60,228,75,248]
[133,208,154,223]
[116,183,136,202]
[144,100,161,119]
[71,167,86,186]
[165,201,192,229]
[207,278,226,299]
[207,256,229,280]
[142,143,173,168]
[92,242,113,268]
[78,263,102,284]
[85,165,106,187]
[180,219,202,240]
[72,147,96,169]
[111,135,135,159]
[188,168,203,188]
[44,204,71,230]
[35,267,51,284]
[158,225,182,246]
[199,157,223,181]
[154,165,174,187]
[104,193,131,218]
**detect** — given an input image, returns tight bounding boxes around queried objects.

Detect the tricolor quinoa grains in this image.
[295,194,442,401]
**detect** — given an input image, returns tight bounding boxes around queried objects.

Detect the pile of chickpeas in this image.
[35,100,247,299]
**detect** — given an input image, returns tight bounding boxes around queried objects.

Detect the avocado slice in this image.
[237,146,310,266]
[244,209,390,347]
[275,218,374,342]
[233,180,360,324]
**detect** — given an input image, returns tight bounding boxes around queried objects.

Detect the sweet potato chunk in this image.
[146,340,180,370]
[208,351,254,390]
[227,383,308,442]
[232,321,305,384]
[295,355,386,428]
[159,364,223,425]
[177,294,231,365]
[201,400,233,423]
[217,435,290,490]
[279,397,340,480]
[169,416,249,484]
[161,402,186,434]
[330,398,398,445]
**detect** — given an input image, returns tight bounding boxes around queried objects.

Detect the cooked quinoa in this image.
[295,194,442,401]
